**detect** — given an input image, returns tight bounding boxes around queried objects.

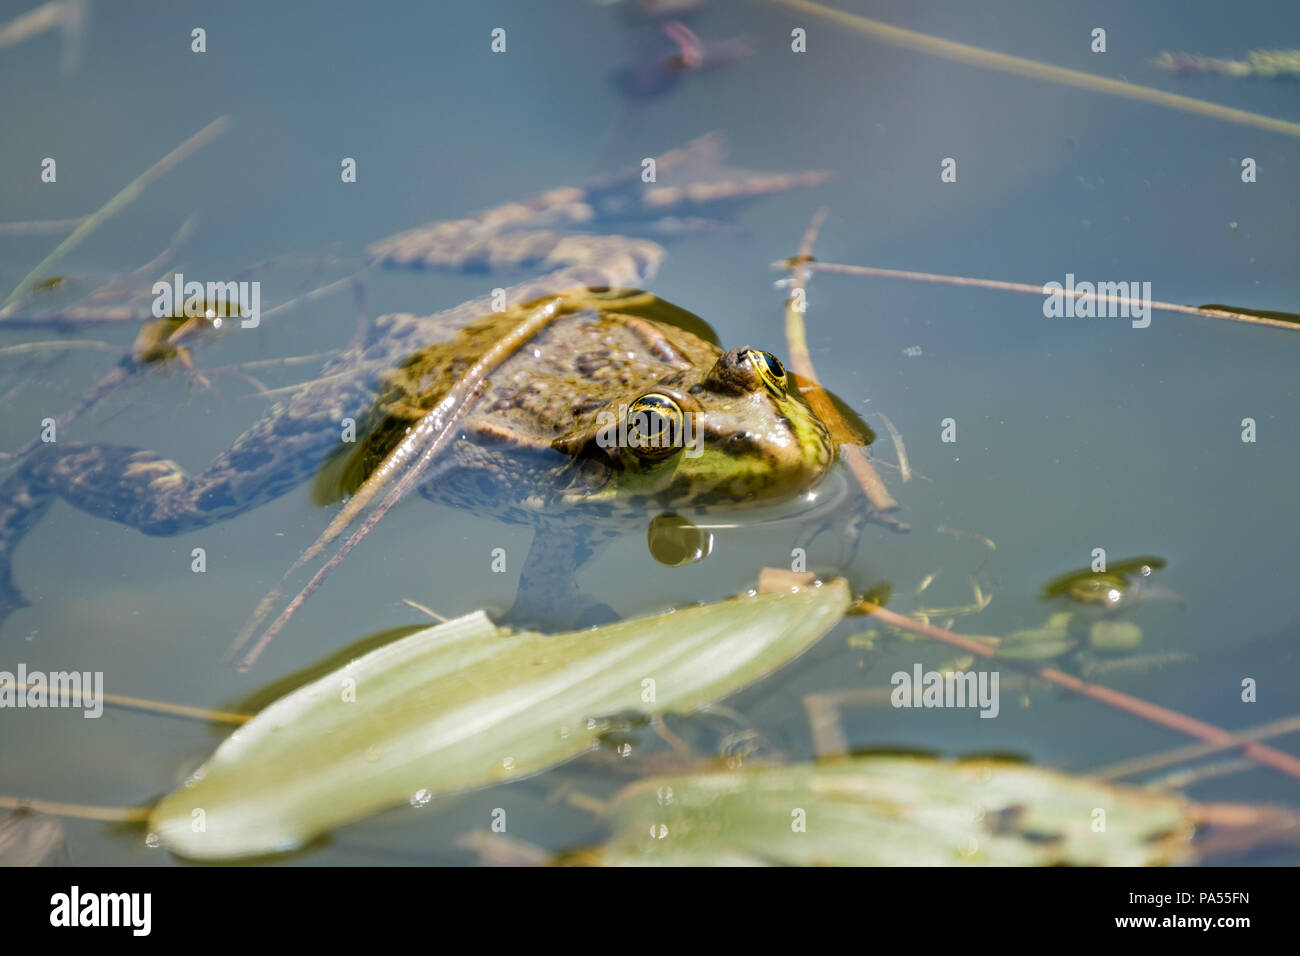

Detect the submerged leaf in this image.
[0,809,68,866]
[581,756,1197,866]
[996,626,1076,661]
[1088,619,1144,653]
[151,580,850,860]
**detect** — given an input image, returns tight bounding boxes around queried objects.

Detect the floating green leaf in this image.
[1199,303,1300,325]
[1041,556,1166,602]
[151,579,850,860]
[581,755,1196,866]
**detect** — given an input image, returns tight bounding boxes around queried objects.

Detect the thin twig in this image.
[781,211,901,518]
[258,271,363,323]
[1,365,132,463]
[0,796,150,823]
[0,215,197,325]
[802,260,1300,332]
[873,411,910,483]
[1092,712,1300,781]
[230,351,340,371]
[233,295,576,671]
[121,215,199,288]
[13,682,248,725]
[247,369,357,399]
[1145,757,1257,790]
[857,600,1300,782]
[400,598,447,622]
[1,116,230,310]
[0,216,88,237]
[0,339,116,357]
[0,1,65,48]
[758,0,1300,138]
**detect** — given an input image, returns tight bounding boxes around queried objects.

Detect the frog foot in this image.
[0,560,30,631]
[503,524,620,631]
[504,590,619,632]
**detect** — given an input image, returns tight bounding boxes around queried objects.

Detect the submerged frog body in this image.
[339,289,833,521]
[0,142,836,632]
[0,289,833,630]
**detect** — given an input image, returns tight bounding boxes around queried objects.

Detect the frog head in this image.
[554,346,836,511]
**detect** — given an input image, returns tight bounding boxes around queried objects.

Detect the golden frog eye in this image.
[746,349,788,393]
[626,393,684,460]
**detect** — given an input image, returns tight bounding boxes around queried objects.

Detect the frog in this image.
[0,137,840,634]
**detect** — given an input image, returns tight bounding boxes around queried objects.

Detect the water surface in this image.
[0,0,1297,864]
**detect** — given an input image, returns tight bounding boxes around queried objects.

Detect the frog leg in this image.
[371,225,667,284]
[793,492,872,572]
[0,377,374,628]
[368,136,829,280]
[504,523,620,631]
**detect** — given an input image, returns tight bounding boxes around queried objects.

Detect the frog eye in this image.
[626,393,684,460]
[746,349,788,393]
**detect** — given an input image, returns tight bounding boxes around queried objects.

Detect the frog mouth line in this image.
[549,441,852,520]
[668,460,859,530]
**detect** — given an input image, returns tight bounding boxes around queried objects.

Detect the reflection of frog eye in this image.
[626,393,683,460]
[746,350,788,393]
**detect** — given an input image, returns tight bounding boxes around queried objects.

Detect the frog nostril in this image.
[724,431,761,455]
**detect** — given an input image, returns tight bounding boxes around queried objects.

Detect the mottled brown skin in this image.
[0,142,834,630]
[0,289,833,630]
[343,292,833,519]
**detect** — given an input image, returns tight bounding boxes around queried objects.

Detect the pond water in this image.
[0,0,1297,864]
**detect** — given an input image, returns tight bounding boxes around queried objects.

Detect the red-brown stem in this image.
[859,601,1300,782]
